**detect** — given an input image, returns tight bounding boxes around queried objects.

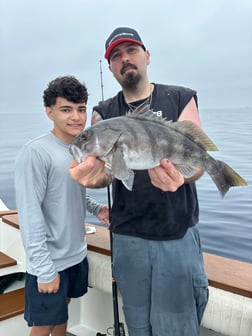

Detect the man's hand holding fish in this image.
[69,156,111,189]
[148,158,185,192]
[149,159,204,192]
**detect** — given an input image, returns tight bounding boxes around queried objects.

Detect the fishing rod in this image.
[96,60,125,336]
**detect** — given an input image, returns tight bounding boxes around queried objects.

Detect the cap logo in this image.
[108,32,135,47]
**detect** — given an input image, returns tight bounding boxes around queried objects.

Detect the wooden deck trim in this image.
[1,214,19,229]
[203,253,252,298]
[0,210,17,218]
[0,288,24,321]
[0,252,17,269]
[86,224,111,256]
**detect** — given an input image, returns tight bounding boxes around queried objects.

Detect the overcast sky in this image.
[1,0,251,118]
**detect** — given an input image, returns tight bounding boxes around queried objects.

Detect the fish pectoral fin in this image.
[112,149,130,178]
[111,150,135,191]
[122,170,135,191]
[174,164,197,178]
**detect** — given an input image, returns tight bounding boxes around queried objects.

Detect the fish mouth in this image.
[69,144,86,163]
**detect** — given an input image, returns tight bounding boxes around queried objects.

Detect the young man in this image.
[69,28,208,336]
[15,76,109,336]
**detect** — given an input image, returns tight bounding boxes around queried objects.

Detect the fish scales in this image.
[122,117,208,170]
[118,117,168,168]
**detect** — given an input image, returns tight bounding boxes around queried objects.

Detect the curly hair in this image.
[43,76,88,107]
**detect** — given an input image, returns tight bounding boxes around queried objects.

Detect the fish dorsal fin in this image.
[168,121,218,151]
[127,102,218,152]
[126,101,173,125]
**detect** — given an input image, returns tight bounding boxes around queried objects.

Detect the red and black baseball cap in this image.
[105,27,146,60]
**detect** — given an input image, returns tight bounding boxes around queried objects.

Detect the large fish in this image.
[69,103,247,197]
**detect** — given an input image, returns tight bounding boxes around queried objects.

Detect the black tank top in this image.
[93,84,199,240]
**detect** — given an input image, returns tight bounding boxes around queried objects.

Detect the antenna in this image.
[99,59,104,101]
[96,60,126,336]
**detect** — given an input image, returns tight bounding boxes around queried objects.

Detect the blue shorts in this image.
[113,227,209,336]
[24,257,88,326]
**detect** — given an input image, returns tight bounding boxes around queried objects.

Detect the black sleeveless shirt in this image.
[93,84,199,240]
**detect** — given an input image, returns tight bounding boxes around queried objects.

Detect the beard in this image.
[121,72,141,91]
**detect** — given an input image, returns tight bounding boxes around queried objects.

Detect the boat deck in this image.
[2,212,252,298]
[1,210,252,335]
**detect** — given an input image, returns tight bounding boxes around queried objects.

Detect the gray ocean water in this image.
[0,107,251,263]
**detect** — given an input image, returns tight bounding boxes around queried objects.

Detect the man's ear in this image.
[145,50,151,66]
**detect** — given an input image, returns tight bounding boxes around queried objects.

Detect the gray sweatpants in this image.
[113,227,208,336]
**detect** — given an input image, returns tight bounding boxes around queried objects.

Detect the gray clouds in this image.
[1,0,251,116]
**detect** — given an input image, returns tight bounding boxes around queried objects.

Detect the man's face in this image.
[108,42,150,90]
[46,97,87,144]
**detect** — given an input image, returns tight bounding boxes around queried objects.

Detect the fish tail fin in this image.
[210,160,247,197]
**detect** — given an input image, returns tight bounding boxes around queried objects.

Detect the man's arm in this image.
[179,97,204,182]
[86,194,110,226]
[178,96,202,127]
[91,109,103,125]
[15,146,59,292]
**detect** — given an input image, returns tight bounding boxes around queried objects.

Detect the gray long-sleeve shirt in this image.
[14,132,101,283]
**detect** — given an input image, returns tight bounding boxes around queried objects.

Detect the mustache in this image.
[120,63,137,75]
